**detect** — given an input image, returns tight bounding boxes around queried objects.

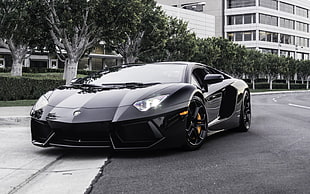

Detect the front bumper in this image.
[31,110,187,150]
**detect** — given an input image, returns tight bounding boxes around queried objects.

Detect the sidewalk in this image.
[0,106,32,127]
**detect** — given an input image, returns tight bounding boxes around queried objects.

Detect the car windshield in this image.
[88,64,187,85]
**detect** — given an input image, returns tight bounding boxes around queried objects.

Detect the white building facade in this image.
[157,3,216,38]
[225,0,310,60]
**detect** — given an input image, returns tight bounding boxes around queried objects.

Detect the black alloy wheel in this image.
[238,90,251,132]
[184,96,207,150]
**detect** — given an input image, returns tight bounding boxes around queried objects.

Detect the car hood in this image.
[48,83,177,109]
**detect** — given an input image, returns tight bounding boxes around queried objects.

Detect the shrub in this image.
[0,76,65,101]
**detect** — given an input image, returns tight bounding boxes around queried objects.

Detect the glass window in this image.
[296,37,309,47]
[90,64,187,85]
[280,34,295,45]
[235,32,243,41]
[296,21,308,32]
[227,32,234,41]
[259,0,278,10]
[259,31,278,42]
[280,18,294,29]
[244,32,252,41]
[227,31,256,41]
[227,0,255,8]
[296,6,308,18]
[272,33,278,43]
[228,16,234,25]
[235,15,243,24]
[260,14,278,26]
[280,2,294,14]
[227,14,256,25]
[260,48,278,55]
[259,31,267,41]
[182,3,205,12]
[244,14,252,24]
[295,53,308,60]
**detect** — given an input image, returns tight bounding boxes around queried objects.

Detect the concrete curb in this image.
[251,90,310,96]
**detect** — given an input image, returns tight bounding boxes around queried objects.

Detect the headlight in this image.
[32,95,49,111]
[133,95,168,112]
[32,91,53,111]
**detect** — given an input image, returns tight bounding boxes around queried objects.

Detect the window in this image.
[235,32,243,41]
[280,34,295,45]
[192,68,208,88]
[235,15,243,24]
[281,50,295,58]
[244,14,253,24]
[227,0,255,8]
[280,18,294,29]
[227,32,234,41]
[182,3,205,12]
[259,31,278,42]
[296,37,309,47]
[244,31,253,41]
[260,14,278,26]
[280,2,294,14]
[259,0,278,10]
[0,58,5,68]
[227,14,256,25]
[296,6,308,18]
[296,53,309,60]
[296,21,308,32]
[228,16,234,25]
[227,31,256,41]
[260,48,278,55]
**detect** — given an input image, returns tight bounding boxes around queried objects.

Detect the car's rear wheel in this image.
[238,90,251,132]
[183,96,207,150]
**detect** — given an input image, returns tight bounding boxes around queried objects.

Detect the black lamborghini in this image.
[30,62,251,150]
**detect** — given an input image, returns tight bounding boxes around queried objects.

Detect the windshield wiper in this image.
[101,82,161,88]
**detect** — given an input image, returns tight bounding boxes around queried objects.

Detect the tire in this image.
[238,90,251,132]
[183,96,208,151]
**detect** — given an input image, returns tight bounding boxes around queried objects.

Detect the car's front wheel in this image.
[183,96,207,151]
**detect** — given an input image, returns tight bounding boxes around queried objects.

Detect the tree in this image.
[280,57,297,90]
[244,49,263,90]
[162,17,197,62]
[101,0,168,64]
[298,60,310,89]
[0,0,45,76]
[192,37,221,66]
[262,53,281,90]
[43,0,101,84]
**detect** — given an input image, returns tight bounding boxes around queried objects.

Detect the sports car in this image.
[30,62,251,150]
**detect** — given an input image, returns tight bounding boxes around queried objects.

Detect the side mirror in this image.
[203,74,224,86]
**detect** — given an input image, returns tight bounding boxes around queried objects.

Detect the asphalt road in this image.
[90,92,310,194]
[1,92,309,194]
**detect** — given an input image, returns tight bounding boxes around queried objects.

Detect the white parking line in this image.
[288,103,310,110]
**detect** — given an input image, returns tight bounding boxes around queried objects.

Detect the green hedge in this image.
[253,82,307,90]
[0,67,96,75]
[0,76,65,101]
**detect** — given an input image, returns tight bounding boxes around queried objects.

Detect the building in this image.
[157,3,216,38]
[157,0,224,37]
[157,0,310,60]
